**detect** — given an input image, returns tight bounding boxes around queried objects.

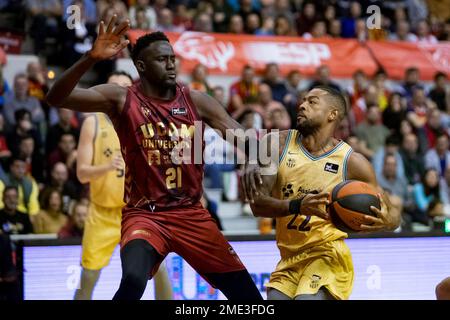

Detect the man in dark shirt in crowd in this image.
[428,72,448,112]
[0,186,33,235]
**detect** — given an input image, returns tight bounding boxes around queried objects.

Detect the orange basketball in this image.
[328,180,380,232]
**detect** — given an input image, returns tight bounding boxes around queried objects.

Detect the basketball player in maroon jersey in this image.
[46,16,263,300]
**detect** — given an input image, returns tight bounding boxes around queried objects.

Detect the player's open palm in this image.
[89,15,130,61]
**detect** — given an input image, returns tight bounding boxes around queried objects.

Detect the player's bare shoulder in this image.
[346,151,377,186]
[261,129,290,159]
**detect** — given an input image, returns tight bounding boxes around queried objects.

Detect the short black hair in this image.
[107,70,133,83]
[385,134,401,146]
[312,85,347,120]
[14,108,31,122]
[131,31,170,62]
[3,185,18,195]
[434,71,447,81]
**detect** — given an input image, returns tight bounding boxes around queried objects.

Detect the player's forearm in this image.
[385,204,402,231]
[250,194,291,217]
[46,53,97,106]
[77,163,113,184]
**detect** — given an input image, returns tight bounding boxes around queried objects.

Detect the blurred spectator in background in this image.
[156,8,185,32]
[6,109,43,158]
[32,188,67,234]
[308,65,341,92]
[189,64,211,94]
[285,70,302,97]
[372,134,407,183]
[47,162,80,213]
[425,133,450,177]
[193,12,213,32]
[355,104,391,160]
[413,168,444,223]
[406,86,434,130]
[372,70,391,111]
[237,0,260,23]
[0,186,33,235]
[0,65,9,111]
[17,135,44,185]
[0,114,11,170]
[428,72,449,112]
[341,1,362,38]
[296,1,317,36]
[129,0,157,30]
[245,13,260,34]
[256,83,291,130]
[377,153,409,211]
[389,20,418,42]
[48,133,78,180]
[228,65,259,114]
[58,200,88,238]
[424,108,446,149]
[400,133,426,186]
[274,14,297,36]
[262,63,289,104]
[303,20,328,39]
[415,19,438,43]
[376,152,408,229]
[382,92,407,136]
[25,0,62,56]
[346,135,363,154]
[0,156,40,216]
[440,165,450,207]
[173,3,193,31]
[329,19,342,38]
[347,69,368,111]
[229,14,245,34]
[401,67,421,100]
[46,108,80,155]
[255,16,274,35]
[96,0,128,23]
[212,0,234,33]
[3,74,45,130]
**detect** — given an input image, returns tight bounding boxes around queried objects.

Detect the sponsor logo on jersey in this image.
[324,162,339,174]
[172,107,187,116]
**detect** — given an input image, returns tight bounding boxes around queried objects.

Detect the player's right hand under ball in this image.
[300,192,330,220]
[88,15,130,62]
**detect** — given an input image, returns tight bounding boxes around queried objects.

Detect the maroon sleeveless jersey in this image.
[113,82,205,211]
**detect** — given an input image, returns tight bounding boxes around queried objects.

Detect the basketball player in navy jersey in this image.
[46,16,263,300]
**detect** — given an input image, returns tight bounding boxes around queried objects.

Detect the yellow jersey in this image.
[272,129,353,259]
[89,113,125,208]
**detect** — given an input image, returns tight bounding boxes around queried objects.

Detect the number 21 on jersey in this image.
[166,167,182,189]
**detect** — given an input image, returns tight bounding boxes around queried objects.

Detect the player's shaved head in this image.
[312,85,347,121]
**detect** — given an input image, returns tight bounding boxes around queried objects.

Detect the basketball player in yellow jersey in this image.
[250,86,401,300]
[74,71,173,300]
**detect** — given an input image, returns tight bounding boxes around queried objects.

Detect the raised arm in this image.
[76,115,123,183]
[46,16,130,115]
[347,152,401,231]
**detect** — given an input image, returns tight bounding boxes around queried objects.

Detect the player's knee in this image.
[436,277,450,300]
[122,269,147,290]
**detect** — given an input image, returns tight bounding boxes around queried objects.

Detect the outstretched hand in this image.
[88,15,130,61]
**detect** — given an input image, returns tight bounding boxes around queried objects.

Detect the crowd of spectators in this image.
[0,0,449,68]
[0,0,449,237]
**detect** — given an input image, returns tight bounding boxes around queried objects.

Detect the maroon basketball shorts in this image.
[121,203,245,279]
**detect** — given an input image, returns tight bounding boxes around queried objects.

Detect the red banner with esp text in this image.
[127,30,449,81]
[127,30,378,78]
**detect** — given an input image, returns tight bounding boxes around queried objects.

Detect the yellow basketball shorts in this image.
[81,202,122,270]
[266,239,354,300]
